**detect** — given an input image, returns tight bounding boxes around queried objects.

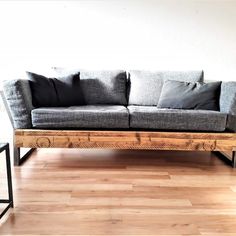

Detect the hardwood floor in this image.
[1,149,236,235]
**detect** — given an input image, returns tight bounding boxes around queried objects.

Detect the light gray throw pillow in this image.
[157,80,221,111]
[128,70,204,106]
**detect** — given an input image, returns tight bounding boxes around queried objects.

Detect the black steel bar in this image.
[0,200,11,203]
[0,204,12,219]
[0,143,14,219]
[0,145,6,153]
[14,147,36,166]
[5,144,13,207]
[13,146,20,166]
[232,151,236,168]
[213,151,236,168]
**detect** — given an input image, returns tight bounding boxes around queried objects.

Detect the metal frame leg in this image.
[0,143,14,219]
[14,146,36,166]
[232,151,236,168]
[213,151,236,168]
[5,144,13,208]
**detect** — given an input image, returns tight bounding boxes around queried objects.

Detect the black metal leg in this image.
[14,146,20,166]
[5,144,13,208]
[0,204,12,219]
[213,151,236,168]
[14,146,36,166]
[232,151,236,168]
[0,143,14,219]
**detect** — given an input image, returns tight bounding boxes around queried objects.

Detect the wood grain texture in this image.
[1,149,236,235]
[15,129,236,151]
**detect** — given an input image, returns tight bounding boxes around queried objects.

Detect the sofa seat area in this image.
[31,105,129,129]
[31,105,228,132]
[128,105,227,132]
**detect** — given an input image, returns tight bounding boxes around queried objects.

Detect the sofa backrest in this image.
[52,68,128,105]
[79,70,128,105]
[220,82,236,115]
[220,81,236,132]
[128,70,204,106]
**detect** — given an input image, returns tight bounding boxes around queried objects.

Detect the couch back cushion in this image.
[79,70,127,105]
[220,82,236,115]
[128,70,204,106]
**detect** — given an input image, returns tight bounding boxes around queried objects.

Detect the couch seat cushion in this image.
[128,106,227,131]
[32,105,129,129]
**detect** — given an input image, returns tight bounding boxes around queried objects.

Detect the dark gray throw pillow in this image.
[27,72,84,107]
[157,80,221,111]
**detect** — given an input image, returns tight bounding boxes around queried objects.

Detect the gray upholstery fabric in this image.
[79,70,127,105]
[220,82,236,132]
[128,70,204,106]
[3,79,34,128]
[128,105,226,131]
[32,105,129,129]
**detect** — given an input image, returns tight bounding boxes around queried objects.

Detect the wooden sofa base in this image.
[14,129,236,167]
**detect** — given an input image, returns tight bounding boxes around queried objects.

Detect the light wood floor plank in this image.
[1,149,236,235]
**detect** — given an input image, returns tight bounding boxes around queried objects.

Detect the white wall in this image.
[0,0,236,81]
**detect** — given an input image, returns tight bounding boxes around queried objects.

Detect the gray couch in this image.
[2,70,236,166]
